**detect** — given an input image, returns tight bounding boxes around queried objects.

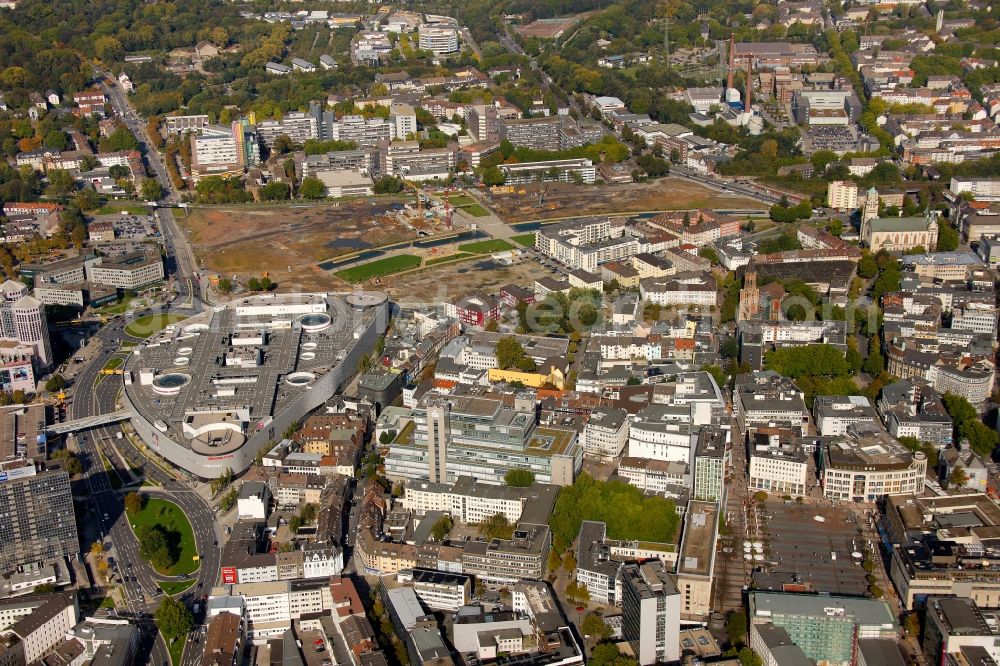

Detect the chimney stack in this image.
[745,55,753,112]
[727,35,735,90]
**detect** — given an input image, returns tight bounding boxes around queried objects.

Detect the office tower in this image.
[0,281,51,372]
[0,461,79,574]
[621,562,681,665]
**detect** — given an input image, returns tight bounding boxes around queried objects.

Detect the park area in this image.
[487,178,762,221]
[128,497,199,577]
[334,255,422,283]
[444,194,489,217]
[176,199,426,291]
[125,313,187,338]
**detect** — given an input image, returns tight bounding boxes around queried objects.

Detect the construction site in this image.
[485,178,762,222]
[177,186,481,292]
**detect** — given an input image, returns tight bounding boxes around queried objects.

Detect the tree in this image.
[141,179,164,201]
[45,374,66,392]
[904,612,921,638]
[504,469,535,487]
[46,169,75,197]
[271,134,295,155]
[949,467,969,489]
[481,166,505,186]
[44,130,68,151]
[90,541,105,558]
[431,515,453,541]
[247,277,262,292]
[581,613,612,641]
[562,551,577,571]
[300,177,326,199]
[94,36,124,62]
[565,579,590,604]
[260,181,290,201]
[480,513,515,541]
[943,392,1000,458]
[549,474,680,552]
[155,596,193,642]
[862,335,884,376]
[765,344,850,379]
[217,277,233,294]
[495,336,529,371]
[738,648,763,666]
[857,253,878,279]
[727,610,748,647]
[635,154,670,177]
[138,525,176,571]
[721,337,740,359]
[99,128,139,153]
[124,491,145,516]
[937,219,959,251]
[547,549,561,573]
[373,176,404,194]
[589,644,637,666]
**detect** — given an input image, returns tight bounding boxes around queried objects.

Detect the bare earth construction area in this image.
[177,200,420,291]
[489,178,762,222]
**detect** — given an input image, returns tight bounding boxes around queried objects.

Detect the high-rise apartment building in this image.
[0,461,79,574]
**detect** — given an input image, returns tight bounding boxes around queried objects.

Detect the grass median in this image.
[159,579,196,596]
[129,497,199,577]
[125,313,187,338]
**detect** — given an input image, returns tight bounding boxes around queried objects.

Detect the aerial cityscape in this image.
[0,0,999,665]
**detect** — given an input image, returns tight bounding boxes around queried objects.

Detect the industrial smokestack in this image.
[727,35,735,90]
[745,55,753,112]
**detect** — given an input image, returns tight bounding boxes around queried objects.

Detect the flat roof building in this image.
[749,592,897,666]
[0,462,78,576]
[621,561,681,665]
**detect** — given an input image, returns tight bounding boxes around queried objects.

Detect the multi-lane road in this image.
[70,325,221,666]
[64,67,220,666]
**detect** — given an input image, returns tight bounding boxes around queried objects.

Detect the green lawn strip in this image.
[159,579,196,595]
[425,253,475,266]
[94,204,150,216]
[166,635,185,666]
[128,498,199,576]
[464,204,490,217]
[124,313,187,338]
[511,233,536,248]
[457,239,515,254]
[100,296,135,315]
[103,357,123,371]
[334,254,422,283]
[445,195,476,206]
[100,453,123,490]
